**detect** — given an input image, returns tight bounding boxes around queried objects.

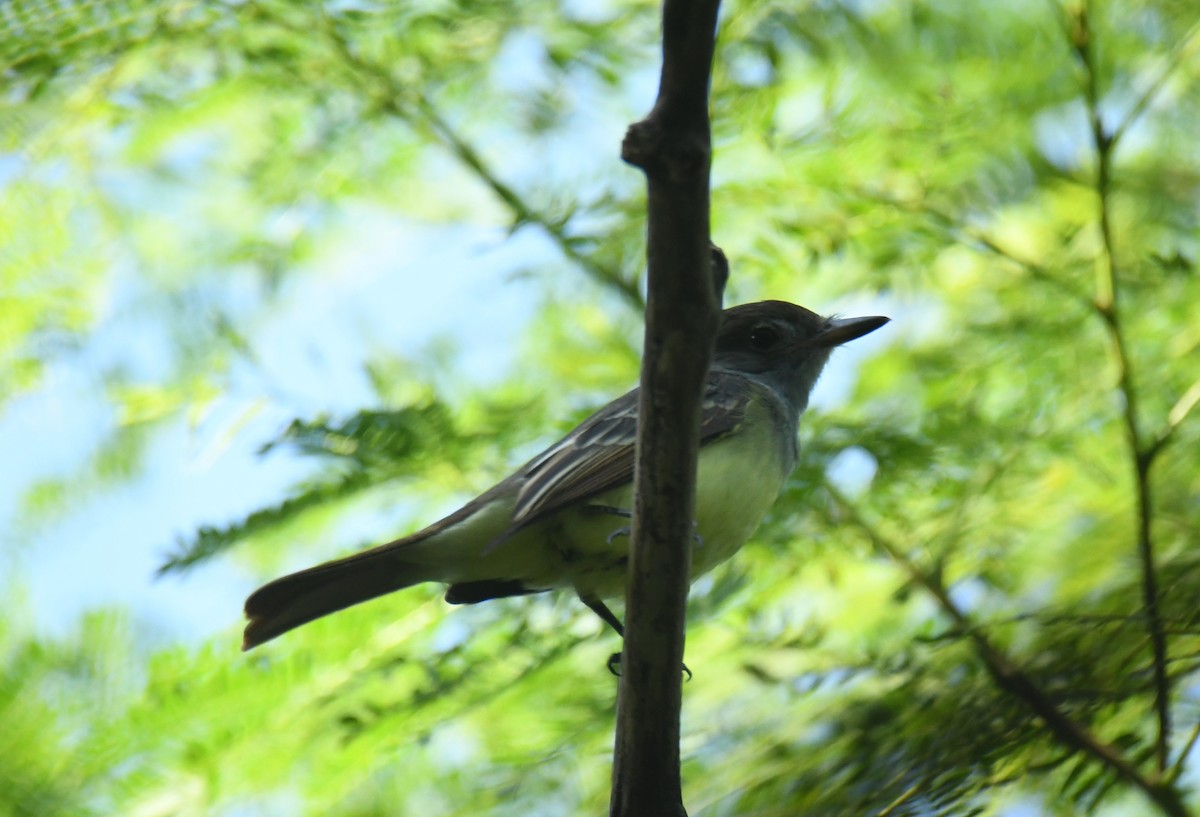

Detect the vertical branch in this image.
[1070,3,1172,774]
[609,0,723,815]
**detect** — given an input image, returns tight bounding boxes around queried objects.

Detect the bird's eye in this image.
[748,325,779,350]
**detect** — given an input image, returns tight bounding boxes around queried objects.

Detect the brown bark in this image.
[608,1,723,815]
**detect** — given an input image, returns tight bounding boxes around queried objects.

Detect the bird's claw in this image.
[607,651,623,676]
[604,524,702,547]
[606,526,631,545]
[589,504,703,547]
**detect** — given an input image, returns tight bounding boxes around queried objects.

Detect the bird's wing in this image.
[510,372,752,527]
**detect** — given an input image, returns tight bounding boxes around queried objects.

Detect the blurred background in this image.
[2,0,1198,815]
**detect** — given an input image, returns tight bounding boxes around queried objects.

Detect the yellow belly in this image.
[542,406,792,597]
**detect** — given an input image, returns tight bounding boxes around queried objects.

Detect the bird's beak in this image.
[816,315,890,347]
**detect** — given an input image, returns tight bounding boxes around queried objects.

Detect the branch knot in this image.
[621,114,711,183]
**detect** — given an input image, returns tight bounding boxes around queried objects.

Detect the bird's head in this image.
[713,300,889,412]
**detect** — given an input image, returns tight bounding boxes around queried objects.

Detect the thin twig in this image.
[1145,379,1200,467]
[315,9,645,311]
[1109,20,1200,151]
[1070,2,1172,775]
[1166,722,1200,786]
[873,783,921,817]
[411,94,646,310]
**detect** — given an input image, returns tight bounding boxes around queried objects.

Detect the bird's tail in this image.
[242,544,426,651]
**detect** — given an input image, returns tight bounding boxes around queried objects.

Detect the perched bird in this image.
[242,300,888,651]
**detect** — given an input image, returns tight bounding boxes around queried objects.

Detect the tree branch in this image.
[609,0,723,814]
[825,483,1191,817]
[411,95,646,311]
[313,8,645,311]
[1108,20,1200,152]
[1069,2,1172,775]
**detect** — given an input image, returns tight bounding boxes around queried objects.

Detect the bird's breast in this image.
[552,401,793,597]
[689,409,791,576]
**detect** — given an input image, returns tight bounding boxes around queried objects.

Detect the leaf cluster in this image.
[2,0,1199,816]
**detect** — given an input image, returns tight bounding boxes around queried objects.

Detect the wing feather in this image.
[510,372,752,528]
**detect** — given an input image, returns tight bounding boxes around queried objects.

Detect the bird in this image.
[242,300,888,651]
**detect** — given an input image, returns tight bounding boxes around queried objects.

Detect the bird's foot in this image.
[589,505,703,547]
[606,651,692,681]
[588,505,633,544]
